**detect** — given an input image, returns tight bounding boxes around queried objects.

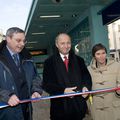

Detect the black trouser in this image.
[51,112,85,120]
[21,103,30,120]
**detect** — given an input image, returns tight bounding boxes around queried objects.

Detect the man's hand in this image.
[64,87,77,93]
[8,94,20,106]
[116,85,120,96]
[82,87,89,98]
[116,90,120,94]
[31,92,41,98]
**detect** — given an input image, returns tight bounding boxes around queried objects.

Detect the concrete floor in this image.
[32,92,50,120]
[32,101,50,120]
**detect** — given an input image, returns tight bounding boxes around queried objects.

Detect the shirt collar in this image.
[59,53,69,61]
[6,45,19,59]
[6,45,15,56]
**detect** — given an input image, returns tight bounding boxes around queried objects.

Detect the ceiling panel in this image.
[25,0,114,52]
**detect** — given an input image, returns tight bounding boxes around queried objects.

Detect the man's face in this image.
[7,32,26,53]
[56,34,71,55]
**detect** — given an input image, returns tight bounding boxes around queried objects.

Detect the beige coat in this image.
[87,58,120,120]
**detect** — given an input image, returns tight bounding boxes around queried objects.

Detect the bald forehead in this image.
[56,33,71,43]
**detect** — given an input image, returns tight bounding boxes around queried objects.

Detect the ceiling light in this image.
[39,25,44,28]
[26,46,33,49]
[32,32,45,35]
[40,15,61,18]
[27,41,38,44]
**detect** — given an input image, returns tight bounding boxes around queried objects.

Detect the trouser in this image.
[51,112,85,120]
[22,103,30,120]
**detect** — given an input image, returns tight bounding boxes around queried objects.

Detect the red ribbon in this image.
[0,87,120,109]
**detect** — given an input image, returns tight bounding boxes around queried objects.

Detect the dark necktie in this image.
[13,54,20,66]
[64,56,69,71]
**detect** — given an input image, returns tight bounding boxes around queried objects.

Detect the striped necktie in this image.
[13,54,20,66]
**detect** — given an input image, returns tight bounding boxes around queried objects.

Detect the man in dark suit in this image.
[43,33,92,120]
[0,27,42,120]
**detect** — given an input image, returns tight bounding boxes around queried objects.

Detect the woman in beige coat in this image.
[87,43,120,120]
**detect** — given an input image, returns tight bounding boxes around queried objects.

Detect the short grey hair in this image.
[6,27,25,38]
[55,33,71,44]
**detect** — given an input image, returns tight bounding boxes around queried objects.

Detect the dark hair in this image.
[92,43,107,57]
[6,27,25,38]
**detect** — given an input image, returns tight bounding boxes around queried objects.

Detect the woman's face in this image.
[94,49,106,65]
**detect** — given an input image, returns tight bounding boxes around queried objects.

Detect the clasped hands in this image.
[8,92,41,106]
[64,86,89,98]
